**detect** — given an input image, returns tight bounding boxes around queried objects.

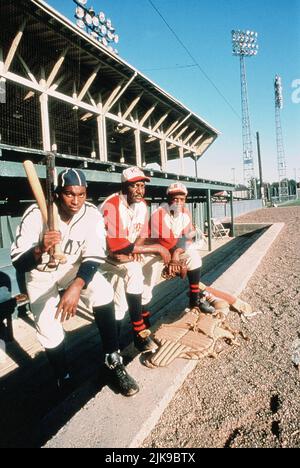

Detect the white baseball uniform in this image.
[11,202,114,349]
[99,193,150,319]
[142,203,203,305]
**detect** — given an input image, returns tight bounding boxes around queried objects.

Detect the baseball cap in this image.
[57,169,87,188]
[121,167,151,184]
[167,182,188,196]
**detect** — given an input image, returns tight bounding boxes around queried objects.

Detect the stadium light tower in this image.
[232,30,259,198]
[73,0,119,54]
[274,75,289,202]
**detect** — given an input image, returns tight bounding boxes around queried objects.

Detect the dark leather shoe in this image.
[134,330,158,353]
[105,352,139,397]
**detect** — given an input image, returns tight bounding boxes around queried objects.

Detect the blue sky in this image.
[47,0,300,184]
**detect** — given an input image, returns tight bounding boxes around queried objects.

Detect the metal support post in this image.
[206,189,212,252]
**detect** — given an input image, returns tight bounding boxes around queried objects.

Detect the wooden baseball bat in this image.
[23,160,48,224]
[45,153,67,266]
[23,160,67,265]
[199,282,252,315]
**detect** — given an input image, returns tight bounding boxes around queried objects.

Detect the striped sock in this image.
[126,293,146,335]
[132,319,146,334]
[142,311,151,329]
[189,283,200,308]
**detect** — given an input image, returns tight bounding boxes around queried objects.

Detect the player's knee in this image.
[186,253,202,271]
[36,326,64,350]
[126,262,143,279]
[91,283,114,306]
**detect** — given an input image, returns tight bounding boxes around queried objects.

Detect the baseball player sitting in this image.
[100,167,171,353]
[11,169,139,397]
[146,182,215,314]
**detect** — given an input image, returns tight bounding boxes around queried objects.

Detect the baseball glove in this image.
[144,301,240,368]
[161,259,188,280]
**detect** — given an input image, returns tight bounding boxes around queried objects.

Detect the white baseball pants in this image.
[26,264,114,349]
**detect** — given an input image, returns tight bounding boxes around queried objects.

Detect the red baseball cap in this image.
[167,182,188,196]
[121,167,151,184]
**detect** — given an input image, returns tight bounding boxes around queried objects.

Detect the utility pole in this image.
[194,154,198,179]
[256,132,265,202]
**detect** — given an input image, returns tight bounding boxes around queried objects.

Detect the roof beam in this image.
[139,103,157,127]
[190,133,204,148]
[103,80,125,113]
[104,72,137,113]
[173,126,189,142]
[78,64,101,101]
[183,130,196,145]
[46,47,69,88]
[4,19,27,73]
[80,112,94,121]
[195,136,215,155]
[49,74,65,92]
[164,120,179,138]
[166,113,192,138]
[150,112,170,134]
[122,93,143,120]
[145,136,157,143]
[17,54,38,84]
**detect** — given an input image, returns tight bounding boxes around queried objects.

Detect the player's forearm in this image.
[133,243,164,255]
[76,261,99,288]
[71,277,86,291]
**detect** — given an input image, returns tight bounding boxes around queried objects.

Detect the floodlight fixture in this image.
[107,31,114,41]
[99,12,106,23]
[75,6,85,18]
[232,29,259,56]
[275,74,283,109]
[73,0,119,54]
[92,16,100,27]
[85,13,93,25]
[76,19,85,29]
[100,24,107,36]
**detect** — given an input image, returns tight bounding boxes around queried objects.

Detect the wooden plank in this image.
[139,103,157,127]
[46,47,69,88]
[122,94,143,121]
[4,20,27,73]
[78,64,101,102]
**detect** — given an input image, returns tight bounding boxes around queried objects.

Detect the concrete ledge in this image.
[234,222,271,237]
[44,223,285,448]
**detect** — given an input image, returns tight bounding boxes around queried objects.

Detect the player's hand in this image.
[41,231,61,253]
[55,282,82,323]
[168,261,181,277]
[131,253,143,262]
[157,246,171,265]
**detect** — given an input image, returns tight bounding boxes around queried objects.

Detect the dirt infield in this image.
[143,206,300,448]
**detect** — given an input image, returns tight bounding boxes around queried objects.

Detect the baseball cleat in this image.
[105,352,139,397]
[134,329,158,354]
